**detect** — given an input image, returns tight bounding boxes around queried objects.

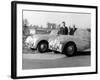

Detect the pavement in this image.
[23,53,66,60]
[22,52,90,69]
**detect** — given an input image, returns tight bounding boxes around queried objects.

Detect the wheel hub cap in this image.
[67,46,74,54]
[40,44,47,51]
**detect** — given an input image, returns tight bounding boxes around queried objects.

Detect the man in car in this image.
[69,25,77,35]
[58,21,68,35]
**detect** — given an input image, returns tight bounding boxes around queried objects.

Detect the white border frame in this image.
[15,3,97,77]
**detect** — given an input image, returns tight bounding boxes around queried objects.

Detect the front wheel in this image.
[37,41,48,53]
[63,42,77,57]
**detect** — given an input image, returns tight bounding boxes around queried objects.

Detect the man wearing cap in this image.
[58,21,68,35]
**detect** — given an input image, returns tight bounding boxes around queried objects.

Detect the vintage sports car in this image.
[49,28,91,57]
[25,30,58,53]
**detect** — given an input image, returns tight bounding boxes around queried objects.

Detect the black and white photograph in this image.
[11,1,97,79]
[22,10,91,69]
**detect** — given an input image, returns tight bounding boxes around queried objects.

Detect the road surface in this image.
[22,52,90,69]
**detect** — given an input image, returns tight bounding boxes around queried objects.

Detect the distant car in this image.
[49,28,91,57]
[25,30,58,53]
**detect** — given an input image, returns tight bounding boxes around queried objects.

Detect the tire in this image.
[30,48,35,50]
[37,41,48,53]
[54,51,59,54]
[63,42,77,57]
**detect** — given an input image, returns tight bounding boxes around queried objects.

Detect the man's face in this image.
[60,23,64,28]
[62,22,65,27]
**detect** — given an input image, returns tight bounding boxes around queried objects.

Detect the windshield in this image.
[29,29,58,35]
[49,30,58,35]
[29,29,51,35]
[36,29,51,34]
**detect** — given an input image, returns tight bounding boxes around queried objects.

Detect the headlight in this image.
[25,36,37,48]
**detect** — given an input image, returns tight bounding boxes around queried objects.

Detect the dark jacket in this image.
[58,27,65,35]
[58,26,68,35]
[65,27,68,35]
[69,27,77,35]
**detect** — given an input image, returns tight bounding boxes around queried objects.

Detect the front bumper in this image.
[25,42,35,49]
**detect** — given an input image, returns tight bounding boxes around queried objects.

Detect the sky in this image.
[23,10,91,29]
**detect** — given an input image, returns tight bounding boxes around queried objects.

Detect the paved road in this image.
[22,52,90,70]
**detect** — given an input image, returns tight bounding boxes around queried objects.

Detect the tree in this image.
[23,19,29,27]
[22,19,30,43]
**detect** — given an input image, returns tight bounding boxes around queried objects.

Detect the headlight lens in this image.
[25,36,37,48]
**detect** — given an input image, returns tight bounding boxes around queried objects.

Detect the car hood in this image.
[25,34,50,44]
[49,35,69,43]
[32,34,51,39]
[26,33,57,43]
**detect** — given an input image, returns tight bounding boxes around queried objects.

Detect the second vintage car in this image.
[49,28,91,57]
[25,29,58,53]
